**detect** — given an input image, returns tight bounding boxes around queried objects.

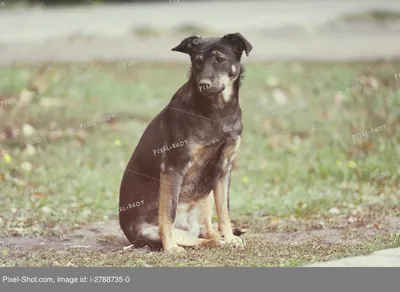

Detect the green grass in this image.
[0,60,399,266]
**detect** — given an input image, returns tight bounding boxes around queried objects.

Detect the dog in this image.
[119,33,252,252]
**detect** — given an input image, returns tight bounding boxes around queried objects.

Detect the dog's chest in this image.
[180,137,241,201]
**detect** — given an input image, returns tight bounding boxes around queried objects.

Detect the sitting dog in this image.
[119,33,252,252]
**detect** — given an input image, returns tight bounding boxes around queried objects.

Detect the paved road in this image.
[307,248,400,267]
[0,0,400,64]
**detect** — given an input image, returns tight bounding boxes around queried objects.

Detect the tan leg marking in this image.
[214,181,244,247]
[213,138,245,248]
[199,191,220,239]
[174,229,225,248]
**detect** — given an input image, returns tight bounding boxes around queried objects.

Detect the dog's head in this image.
[171,33,252,96]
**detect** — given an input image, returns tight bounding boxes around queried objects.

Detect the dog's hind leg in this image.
[174,229,225,248]
[139,224,224,250]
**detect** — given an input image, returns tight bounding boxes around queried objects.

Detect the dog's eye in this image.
[215,57,226,64]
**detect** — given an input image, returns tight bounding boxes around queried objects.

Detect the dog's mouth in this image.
[198,85,225,96]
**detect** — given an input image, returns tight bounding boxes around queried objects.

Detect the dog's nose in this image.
[198,80,212,92]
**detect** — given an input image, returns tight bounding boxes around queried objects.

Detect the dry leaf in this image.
[33,192,46,199]
[48,129,64,140]
[270,216,280,226]
[272,88,288,105]
[22,144,36,156]
[18,89,35,106]
[39,97,63,108]
[348,216,357,224]
[20,161,32,173]
[328,207,340,215]
[22,124,35,137]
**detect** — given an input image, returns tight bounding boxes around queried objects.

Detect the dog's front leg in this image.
[159,170,184,252]
[213,141,244,248]
[213,177,244,247]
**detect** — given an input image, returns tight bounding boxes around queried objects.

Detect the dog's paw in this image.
[224,235,245,248]
[203,237,226,248]
[203,230,221,239]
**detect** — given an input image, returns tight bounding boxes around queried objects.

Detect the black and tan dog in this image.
[119,33,252,252]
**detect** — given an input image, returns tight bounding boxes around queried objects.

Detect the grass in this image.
[0,235,394,267]
[0,60,399,266]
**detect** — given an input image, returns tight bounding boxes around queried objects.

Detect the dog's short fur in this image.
[119,33,252,252]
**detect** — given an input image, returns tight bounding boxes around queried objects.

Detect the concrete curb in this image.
[306,248,400,267]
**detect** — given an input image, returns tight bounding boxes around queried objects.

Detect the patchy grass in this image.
[1,230,397,267]
[0,60,400,266]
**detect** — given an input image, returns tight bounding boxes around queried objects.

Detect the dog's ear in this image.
[171,36,199,54]
[222,33,252,56]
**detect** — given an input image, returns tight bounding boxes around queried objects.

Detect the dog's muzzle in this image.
[198,80,225,96]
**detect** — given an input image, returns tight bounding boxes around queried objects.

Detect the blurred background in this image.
[1,0,400,63]
[0,0,400,266]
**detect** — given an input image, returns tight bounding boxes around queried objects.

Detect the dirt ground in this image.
[1,215,399,252]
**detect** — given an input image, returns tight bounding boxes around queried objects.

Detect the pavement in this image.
[0,0,400,64]
[307,248,400,267]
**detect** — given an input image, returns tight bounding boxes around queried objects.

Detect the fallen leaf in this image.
[20,161,32,173]
[41,206,52,214]
[334,92,345,105]
[348,216,357,224]
[269,216,280,228]
[347,161,357,168]
[76,130,87,142]
[18,89,35,106]
[123,244,134,251]
[22,144,36,156]
[48,129,64,140]
[39,97,63,108]
[272,88,288,105]
[2,154,12,164]
[33,192,46,199]
[22,124,35,137]
[328,207,340,215]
